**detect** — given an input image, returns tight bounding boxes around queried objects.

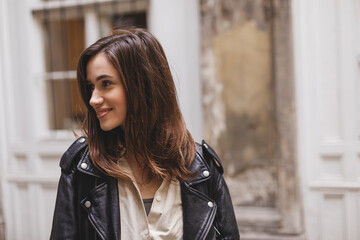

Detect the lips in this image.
[95,108,113,119]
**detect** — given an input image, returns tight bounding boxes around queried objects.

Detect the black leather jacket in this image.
[50,137,240,240]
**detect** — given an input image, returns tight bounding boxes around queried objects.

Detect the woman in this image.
[50,28,239,240]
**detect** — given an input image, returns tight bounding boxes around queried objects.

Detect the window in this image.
[33,0,148,130]
[44,17,85,129]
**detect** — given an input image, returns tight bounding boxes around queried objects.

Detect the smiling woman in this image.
[87,53,127,131]
[50,28,240,240]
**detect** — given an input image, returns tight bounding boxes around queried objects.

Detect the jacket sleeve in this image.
[50,137,89,240]
[202,141,240,240]
[213,172,240,240]
[50,169,78,240]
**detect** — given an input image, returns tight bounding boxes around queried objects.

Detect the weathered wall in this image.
[200,0,303,238]
[201,0,276,208]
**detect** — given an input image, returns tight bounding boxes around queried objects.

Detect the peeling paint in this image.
[201,0,302,234]
[201,0,277,208]
[213,22,276,176]
[202,48,226,146]
[225,167,276,207]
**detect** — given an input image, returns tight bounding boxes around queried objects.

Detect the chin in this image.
[99,123,114,131]
[100,122,123,132]
[100,126,115,131]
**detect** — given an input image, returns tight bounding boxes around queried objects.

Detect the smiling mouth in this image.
[96,108,113,119]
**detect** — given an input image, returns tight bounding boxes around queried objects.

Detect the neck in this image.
[124,151,162,199]
[125,152,152,185]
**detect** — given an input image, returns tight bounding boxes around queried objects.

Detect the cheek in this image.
[112,92,127,113]
[110,87,127,110]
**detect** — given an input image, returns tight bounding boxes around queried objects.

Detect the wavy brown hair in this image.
[77,28,196,181]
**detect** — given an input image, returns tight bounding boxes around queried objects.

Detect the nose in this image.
[89,89,104,107]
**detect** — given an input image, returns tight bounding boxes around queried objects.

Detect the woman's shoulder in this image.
[196,140,224,174]
[59,136,88,173]
[194,140,224,175]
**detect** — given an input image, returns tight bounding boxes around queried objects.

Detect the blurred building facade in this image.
[0,0,360,239]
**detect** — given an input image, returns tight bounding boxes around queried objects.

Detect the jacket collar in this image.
[77,147,107,179]
[78,143,212,184]
[187,149,212,186]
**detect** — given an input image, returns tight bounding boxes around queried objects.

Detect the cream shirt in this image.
[117,159,183,240]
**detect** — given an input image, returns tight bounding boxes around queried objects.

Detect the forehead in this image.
[86,53,118,82]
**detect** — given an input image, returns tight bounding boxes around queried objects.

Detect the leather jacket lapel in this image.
[76,149,120,240]
[182,152,217,240]
[181,182,217,240]
[77,148,105,179]
[80,178,120,240]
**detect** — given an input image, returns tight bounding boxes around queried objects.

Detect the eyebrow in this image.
[96,74,114,81]
[87,74,114,83]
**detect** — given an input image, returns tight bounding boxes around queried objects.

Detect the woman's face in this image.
[87,53,127,131]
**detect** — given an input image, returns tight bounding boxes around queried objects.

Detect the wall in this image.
[200,0,303,238]
[201,0,276,208]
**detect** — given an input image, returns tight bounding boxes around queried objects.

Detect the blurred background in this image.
[0,0,359,239]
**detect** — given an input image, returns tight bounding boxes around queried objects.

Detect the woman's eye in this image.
[102,81,111,87]
[88,84,95,92]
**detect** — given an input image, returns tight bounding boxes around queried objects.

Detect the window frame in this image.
[32,0,149,141]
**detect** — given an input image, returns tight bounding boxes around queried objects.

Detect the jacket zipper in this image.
[202,206,217,240]
[214,226,221,238]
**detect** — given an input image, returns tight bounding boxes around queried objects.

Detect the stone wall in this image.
[200,0,304,238]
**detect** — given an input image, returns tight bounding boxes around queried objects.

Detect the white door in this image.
[293,0,360,239]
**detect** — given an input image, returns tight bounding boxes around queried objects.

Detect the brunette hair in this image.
[77,28,196,181]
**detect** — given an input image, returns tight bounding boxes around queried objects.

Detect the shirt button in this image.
[85,201,91,208]
[208,201,214,208]
[81,162,88,169]
[78,137,86,143]
[144,229,149,235]
[156,196,162,201]
[203,170,210,177]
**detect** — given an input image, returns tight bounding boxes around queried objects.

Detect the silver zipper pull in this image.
[214,226,221,237]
